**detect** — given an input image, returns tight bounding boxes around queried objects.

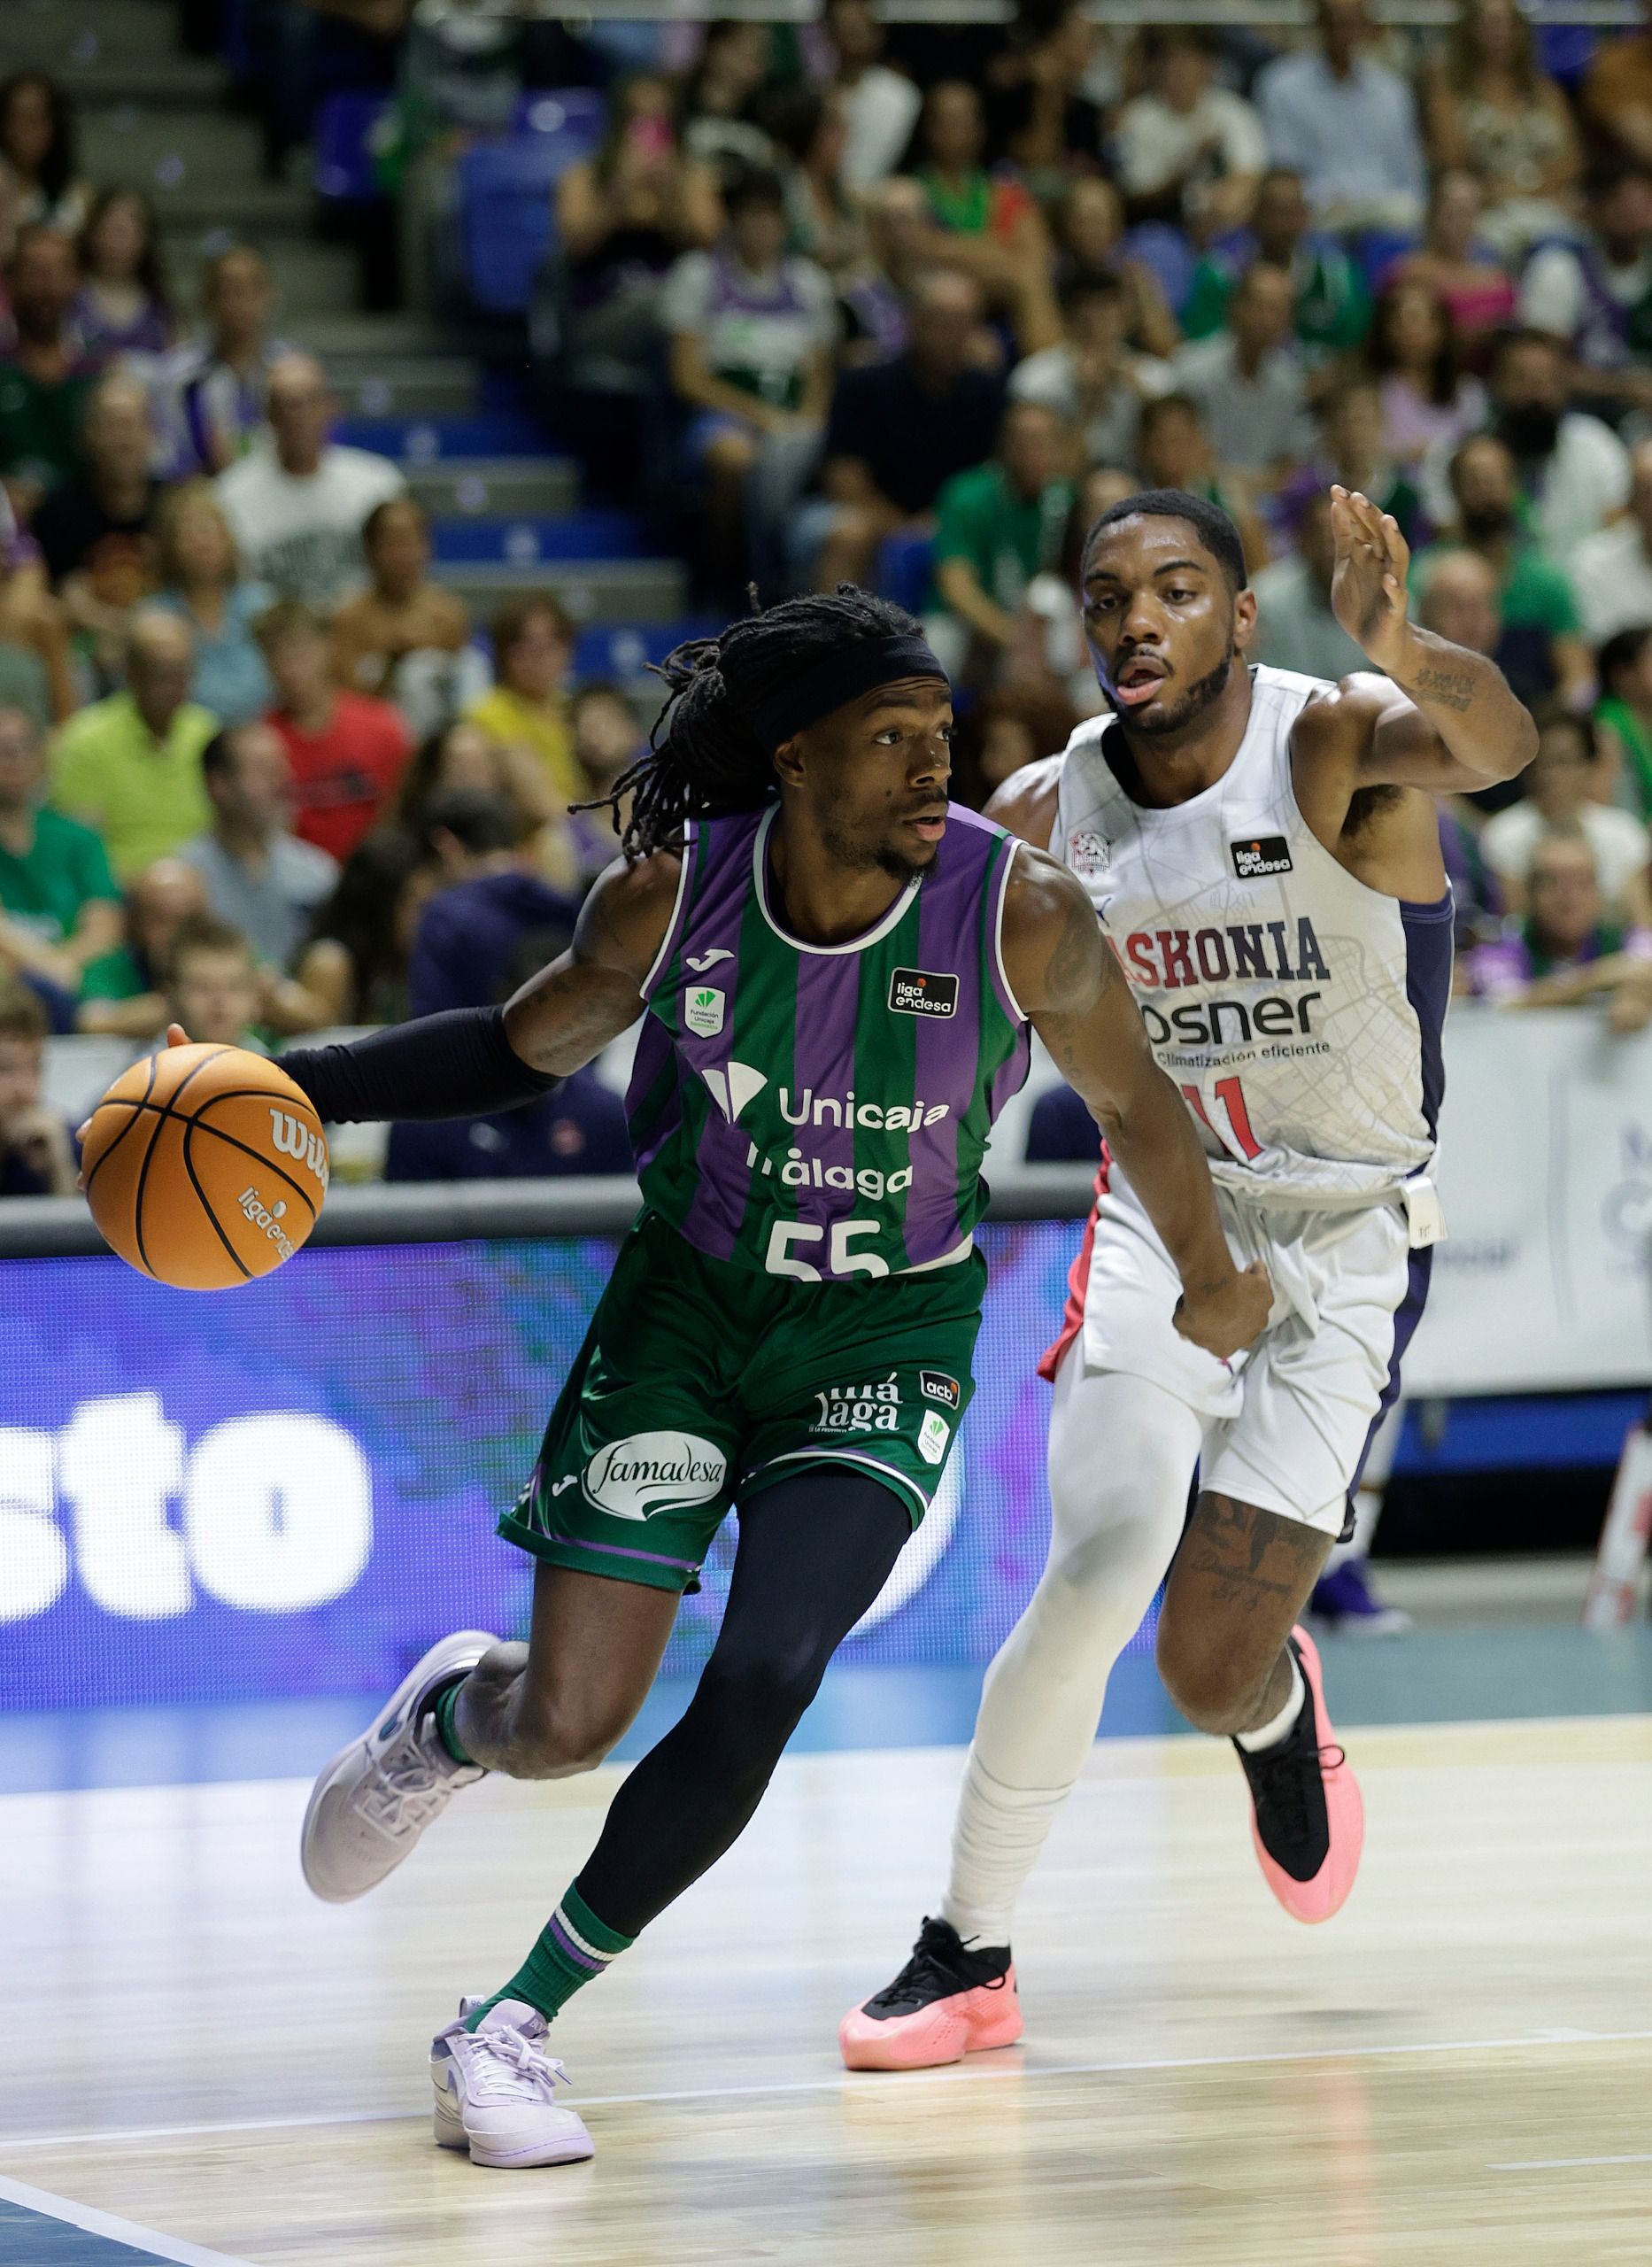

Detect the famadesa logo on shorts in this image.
[584,1432,727,1521]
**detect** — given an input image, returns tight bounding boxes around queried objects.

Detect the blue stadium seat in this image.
[513,89,606,151]
[334,408,548,459]
[571,618,719,681]
[429,509,648,563]
[459,141,567,314]
[1355,228,1420,291]
[876,529,934,616]
[1536,23,1599,88]
[1123,222,1196,318]
[313,91,391,203]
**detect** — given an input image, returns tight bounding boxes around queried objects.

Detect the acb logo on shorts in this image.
[919,1370,959,1411]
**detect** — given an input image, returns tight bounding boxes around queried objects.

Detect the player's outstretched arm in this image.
[502,850,680,1074]
[246,851,679,1126]
[1321,484,1539,793]
[1002,849,1271,1362]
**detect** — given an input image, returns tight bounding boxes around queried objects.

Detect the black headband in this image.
[749,632,948,750]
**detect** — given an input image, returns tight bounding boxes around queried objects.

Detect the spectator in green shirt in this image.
[1413,433,1593,708]
[1597,625,1652,822]
[77,854,208,1036]
[929,400,1076,679]
[0,701,121,997]
[49,608,216,879]
[0,225,96,511]
[1181,167,1371,366]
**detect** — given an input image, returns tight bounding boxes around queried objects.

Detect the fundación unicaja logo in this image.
[684,986,726,1038]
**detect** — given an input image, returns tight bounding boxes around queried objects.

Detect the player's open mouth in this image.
[905,811,947,841]
[1114,658,1168,708]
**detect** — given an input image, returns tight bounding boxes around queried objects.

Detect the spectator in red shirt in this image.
[255,596,409,861]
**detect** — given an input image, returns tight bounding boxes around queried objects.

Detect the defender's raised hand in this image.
[1329,484,1412,676]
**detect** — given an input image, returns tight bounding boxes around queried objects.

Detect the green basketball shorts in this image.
[499,1208,986,1594]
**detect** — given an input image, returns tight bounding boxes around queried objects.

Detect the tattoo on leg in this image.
[1156,1493,1332,1735]
[1178,1491,1327,1615]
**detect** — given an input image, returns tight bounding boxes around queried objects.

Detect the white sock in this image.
[942,1752,1072,1949]
[939,1363,1203,1947]
[1235,1651,1306,1752]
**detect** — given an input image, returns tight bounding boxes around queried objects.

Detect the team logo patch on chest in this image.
[1230,835,1293,879]
[888,968,959,1018]
[683,986,726,1037]
[1069,828,1110,878]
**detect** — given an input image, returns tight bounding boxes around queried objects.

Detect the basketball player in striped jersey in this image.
[259,588,1270,2166]
[843,488,1536,2070]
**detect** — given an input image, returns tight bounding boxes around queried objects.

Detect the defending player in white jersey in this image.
[841,485,1536,2069]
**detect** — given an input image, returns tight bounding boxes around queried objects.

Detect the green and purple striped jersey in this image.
[625,801,1031,1280]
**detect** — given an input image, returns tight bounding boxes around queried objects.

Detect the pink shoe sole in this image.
[1249,1625,1364,1925]
[839,1973,1024,2071]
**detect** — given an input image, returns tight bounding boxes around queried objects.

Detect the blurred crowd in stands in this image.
[8,0,1652,1199]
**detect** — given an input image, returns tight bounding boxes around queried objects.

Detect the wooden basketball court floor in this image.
[4,1715,1652,2266]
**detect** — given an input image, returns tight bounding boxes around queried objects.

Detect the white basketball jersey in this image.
[1053,664,1451,1208]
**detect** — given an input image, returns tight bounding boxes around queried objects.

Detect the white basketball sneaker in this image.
[300,1630,493,1903]
[432,1998,595,2169]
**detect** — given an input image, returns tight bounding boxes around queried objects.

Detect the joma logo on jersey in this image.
[269,1109,328,1188]
[887,968,959,1018]
[1230,835,1293,879]
[1118,917,1330,992]
[1141,991,1323,1048]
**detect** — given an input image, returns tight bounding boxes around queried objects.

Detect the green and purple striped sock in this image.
[467,1883,635,2029]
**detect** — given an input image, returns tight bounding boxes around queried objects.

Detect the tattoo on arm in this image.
[1045,886,1108,1013]
[1410,662,1475,713]
[512,963,634,1072]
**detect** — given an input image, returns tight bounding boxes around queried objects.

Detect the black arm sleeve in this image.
[279,1007,560,1125]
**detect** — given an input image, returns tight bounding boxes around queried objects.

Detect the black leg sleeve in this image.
[575,1470,912,1938]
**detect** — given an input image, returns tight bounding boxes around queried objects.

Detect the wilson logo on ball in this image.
[269,1109,329,1188]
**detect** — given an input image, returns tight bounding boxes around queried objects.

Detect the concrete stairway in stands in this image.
[0,0,691,674]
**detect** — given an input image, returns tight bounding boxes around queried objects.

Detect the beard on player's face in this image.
[1120,649,1235,738]
[820,806,937,880]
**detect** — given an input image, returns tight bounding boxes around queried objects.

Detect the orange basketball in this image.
[82,1044,328,1290]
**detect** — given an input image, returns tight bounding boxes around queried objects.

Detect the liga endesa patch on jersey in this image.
[1230,834,1294,879]
[887,968,959,1017]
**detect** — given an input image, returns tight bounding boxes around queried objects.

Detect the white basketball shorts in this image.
[1039,1162,1433,1538]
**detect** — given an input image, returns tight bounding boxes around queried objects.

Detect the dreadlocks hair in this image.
[578,586,928,863]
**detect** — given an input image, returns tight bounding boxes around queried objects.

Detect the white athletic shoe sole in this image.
[431,1999,595,2169]
[300,1629,493,1904]
[432,2079,595,2169]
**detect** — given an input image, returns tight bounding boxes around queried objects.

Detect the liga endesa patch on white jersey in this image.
[1229,833,1293,879]
[1054,665,1452,1207]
